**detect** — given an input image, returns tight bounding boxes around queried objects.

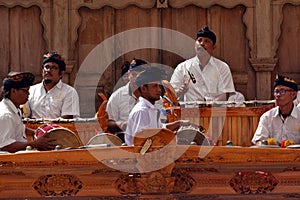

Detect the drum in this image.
[87,133,123,146]
[133,128,176,147]
[34,123,82,149]
[176,125,211,146]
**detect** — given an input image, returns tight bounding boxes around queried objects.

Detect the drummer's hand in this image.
[34,136,57,151]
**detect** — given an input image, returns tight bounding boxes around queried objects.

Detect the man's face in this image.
[196,37,216,55]
[42,62,62,84]
[12,87,30,105]
[141,82,162,103]
[273,85,296,106]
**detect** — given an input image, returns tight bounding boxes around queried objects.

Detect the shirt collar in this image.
[138,96,156,109]
[3,98,19,115]
[42,79,63,89]
[273,104,298,119]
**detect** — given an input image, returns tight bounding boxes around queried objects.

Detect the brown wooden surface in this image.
[1,1,299,117]
[24,106,272,148]
[0,146,299,199]
[177,106,273,147]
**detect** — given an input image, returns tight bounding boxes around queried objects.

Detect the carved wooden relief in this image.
[114,169,195,195]
[229,171,279,194]
[33,174,83,197]
[157,0,168,8]
[172,169,195,194]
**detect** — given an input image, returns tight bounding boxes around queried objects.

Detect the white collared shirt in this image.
[106,83,165,131]
[26,80,80,118]
[106,83,138,125]
[252,105,300,144]
[170,56,235,101]
[0,98,27,148]
[125,97,163,146]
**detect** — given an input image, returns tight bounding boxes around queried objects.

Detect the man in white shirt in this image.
[125,67,189,146]
[0,72,56,153]
[106,58,149,134]
[252,74,300,146]
[26,51,80,119]
[170,26,236,101]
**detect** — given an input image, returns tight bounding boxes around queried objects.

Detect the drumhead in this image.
[87,133,123,146]
[176,125,210,146]
[41,128,82,149]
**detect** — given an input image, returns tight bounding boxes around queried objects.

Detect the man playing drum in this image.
[0,72,56,153]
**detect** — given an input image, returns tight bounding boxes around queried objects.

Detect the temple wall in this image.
[0,0,299,117]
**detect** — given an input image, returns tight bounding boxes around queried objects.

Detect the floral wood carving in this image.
[33,174,83,197]
[229,171,279,194]
[115,169,195,195]
[172,169,195,194]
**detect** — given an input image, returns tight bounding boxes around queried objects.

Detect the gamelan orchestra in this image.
[0,26,300,199]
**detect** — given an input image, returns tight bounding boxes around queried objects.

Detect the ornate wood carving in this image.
[168,0,254,8]
[157,0,168,8]
[0,171,25,176]
[33,174,83,197]
[172,169,195,194]
[0,147,300,198]
[229,171,279,194]
[114,168,195,195]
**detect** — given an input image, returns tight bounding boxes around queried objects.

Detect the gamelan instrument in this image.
[34,123,83,149]
[86,133,123,146]
[176,125,211,146]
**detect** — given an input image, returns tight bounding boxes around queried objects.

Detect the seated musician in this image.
[0,72,56,153]
[25,51,80,119]
[170,26,240,101]
[125,67,189,146]
[106,58,165,135]
[252,74,300,146]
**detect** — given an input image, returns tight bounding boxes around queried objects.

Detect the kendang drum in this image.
[87,133,123,147]
[34,123,82,149]
[176,125,211,146]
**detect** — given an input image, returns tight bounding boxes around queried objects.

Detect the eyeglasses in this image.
[273,89,294,95]
[43,64,59,71]
[18,88,30,94]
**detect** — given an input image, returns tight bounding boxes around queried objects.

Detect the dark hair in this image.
[42,51,66,72]
[196,26,216,45]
